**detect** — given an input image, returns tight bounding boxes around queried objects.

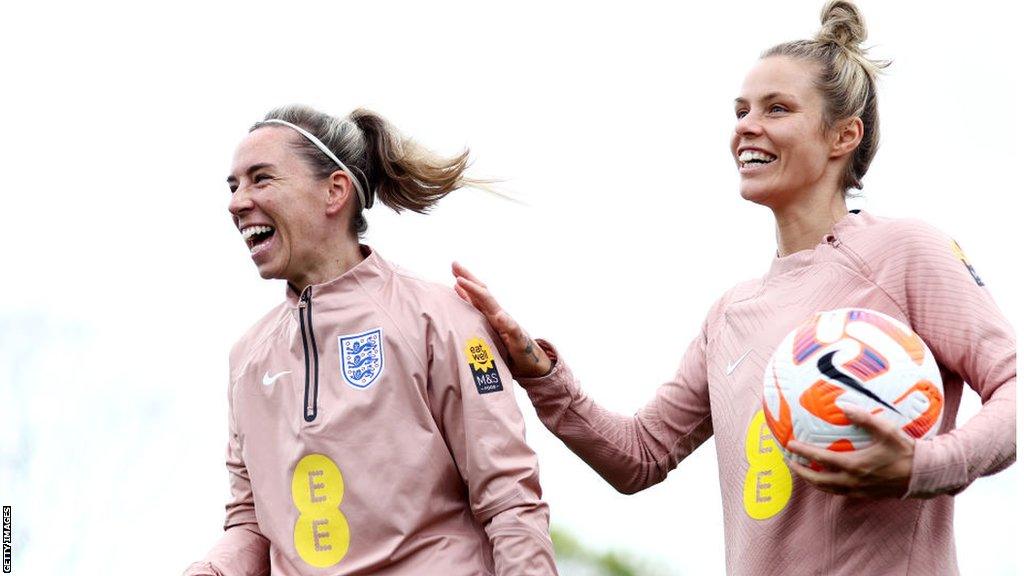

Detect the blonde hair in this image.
[763,0,890,193]
[252,104,475,236]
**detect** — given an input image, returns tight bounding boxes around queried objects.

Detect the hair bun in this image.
[816,0,867,51]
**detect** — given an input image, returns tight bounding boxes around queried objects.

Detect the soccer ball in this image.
[762,308,943,464]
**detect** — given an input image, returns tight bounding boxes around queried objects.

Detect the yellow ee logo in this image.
[291,454,350,568]
[742,410,792,520]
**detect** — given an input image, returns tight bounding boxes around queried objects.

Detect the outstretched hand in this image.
[786,404,916,499]
[452,262,552,378]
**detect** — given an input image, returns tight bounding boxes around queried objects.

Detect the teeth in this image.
[738,149,777,164]
[241,225,273,240]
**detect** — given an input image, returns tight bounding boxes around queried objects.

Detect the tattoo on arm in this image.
[524,339,541,364]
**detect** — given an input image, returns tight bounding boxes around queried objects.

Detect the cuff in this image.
[905,436,969,498]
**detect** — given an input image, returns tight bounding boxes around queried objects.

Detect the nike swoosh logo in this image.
[262,370,291,387]
[817,351,901,415]
[726,350,752,375]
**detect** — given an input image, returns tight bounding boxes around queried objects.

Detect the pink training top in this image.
[185,246,557,576]
[519,211,1015,576]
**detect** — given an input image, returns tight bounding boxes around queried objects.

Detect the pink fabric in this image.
[186,246,557,576]
[519,212,1015,576]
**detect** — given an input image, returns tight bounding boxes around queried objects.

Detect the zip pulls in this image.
[298,286,320,423]
[826,233,872,277]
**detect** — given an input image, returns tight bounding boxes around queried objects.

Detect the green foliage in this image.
[550,525,675,576]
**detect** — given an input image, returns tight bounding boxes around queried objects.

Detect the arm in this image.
[452,262,716,495]
[788,222,1016,498]
[428,305,558,576]
[898,225,1016,496]
[183,374,270,576]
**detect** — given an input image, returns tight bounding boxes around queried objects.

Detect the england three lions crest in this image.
[338,328,384,389]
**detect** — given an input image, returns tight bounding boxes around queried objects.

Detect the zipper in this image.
[826,234,871,277]
[298,286,320,422]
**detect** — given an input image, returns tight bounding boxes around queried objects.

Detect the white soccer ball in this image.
[761,308,944,464]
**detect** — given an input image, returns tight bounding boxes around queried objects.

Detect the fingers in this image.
[787,440,851,472]
[839,404,900,441]
[454,282,471,304]
[455,276,504,315]
[454,277,523,335]
[451,261,487,288]
[450,262,550,377]
[788,460,860,496]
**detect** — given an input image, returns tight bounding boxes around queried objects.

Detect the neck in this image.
[772,191,849,257]
[288,238,365,293]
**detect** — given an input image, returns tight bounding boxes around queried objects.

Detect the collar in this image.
[284,244,390,306]
[766,210,862,278]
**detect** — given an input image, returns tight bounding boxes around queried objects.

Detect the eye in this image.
[253,173,273,184]
[769,104,789,114]
[735,109,749,119]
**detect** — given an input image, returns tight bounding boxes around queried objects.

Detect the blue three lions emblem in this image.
[338,328,385,389]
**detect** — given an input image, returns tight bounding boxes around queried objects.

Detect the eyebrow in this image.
[734,92,798,106]
[226,163,275,185]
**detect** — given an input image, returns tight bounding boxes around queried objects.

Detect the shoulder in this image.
[388,265,489,328]
[837,212,989,302]
[840,212,954,261]
[229,301,291,367]
[701,277,761,338]
[389,264,459,304]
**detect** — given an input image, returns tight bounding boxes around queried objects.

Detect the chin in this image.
[254,262,285,281]
[739,184,775,207]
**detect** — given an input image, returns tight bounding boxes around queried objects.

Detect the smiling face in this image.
[731,56,840,210]
[227,126,334,288]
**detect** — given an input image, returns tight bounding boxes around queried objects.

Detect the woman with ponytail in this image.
[184,105,557,575]
[453,1,1015,574]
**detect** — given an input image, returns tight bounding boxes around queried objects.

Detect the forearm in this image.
[520,340,711,494]
[908,378,1016,497]
[482,498,558,576]
[183,524,270,576]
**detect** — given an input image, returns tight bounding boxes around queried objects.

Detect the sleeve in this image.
[427,303,558,576]
[879,221,1016,497]
[183,364,271,576]
[516,308,717,495]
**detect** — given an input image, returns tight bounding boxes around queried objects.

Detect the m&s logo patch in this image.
[464,337,503,394]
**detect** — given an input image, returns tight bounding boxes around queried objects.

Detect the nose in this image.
[734,112,763,138]
[228,185,254,220]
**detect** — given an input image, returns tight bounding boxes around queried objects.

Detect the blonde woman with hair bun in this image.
[453,1,1015,574]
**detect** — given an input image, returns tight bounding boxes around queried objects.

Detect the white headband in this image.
[261,118,373,209]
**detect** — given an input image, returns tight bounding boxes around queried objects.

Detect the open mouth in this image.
[738,149,778,168]
[241,224,276,255]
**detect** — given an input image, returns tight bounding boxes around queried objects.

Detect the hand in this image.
[786,404,915,499]
[451,262,552,378]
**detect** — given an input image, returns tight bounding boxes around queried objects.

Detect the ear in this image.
[830,116,864,159]
[325,170,355,217]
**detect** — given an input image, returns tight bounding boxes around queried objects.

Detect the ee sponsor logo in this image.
[742,410,792,520]
[292,454,350,568]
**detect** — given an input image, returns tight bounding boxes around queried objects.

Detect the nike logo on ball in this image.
[262,370,291,387]
[817,351,901,415]
[726,350,752,375]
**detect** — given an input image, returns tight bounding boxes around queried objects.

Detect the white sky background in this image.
[1,1,1020,574]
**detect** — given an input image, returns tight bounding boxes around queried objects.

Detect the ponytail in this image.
[350,109,470,212]
[253,104,476,237]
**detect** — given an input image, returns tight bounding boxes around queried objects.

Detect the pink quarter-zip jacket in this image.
[519,212,1015,575]
[185,246,557,576]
